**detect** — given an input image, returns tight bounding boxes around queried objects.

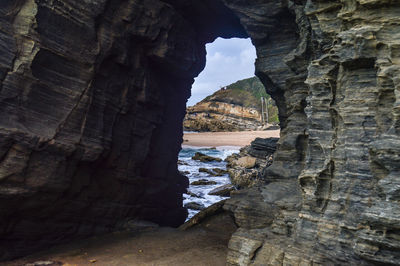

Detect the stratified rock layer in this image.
[222,0,400,265]
[183,77,277,132]
[0,0,246,260]
[0,0,399,264]
[225,138,277,189]
[184,101,262,132]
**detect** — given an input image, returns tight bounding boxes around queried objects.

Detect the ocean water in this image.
[179,145,240,220]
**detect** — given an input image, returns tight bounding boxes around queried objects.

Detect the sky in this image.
[187,37,257,107]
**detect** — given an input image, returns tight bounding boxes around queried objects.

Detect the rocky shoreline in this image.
[225,137,278,189]
[179,137,279,221]
[180,137,279,225]
[178,146,239,219]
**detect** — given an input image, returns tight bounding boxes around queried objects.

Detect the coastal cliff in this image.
[0,0,399,264]
[184,77,278,132]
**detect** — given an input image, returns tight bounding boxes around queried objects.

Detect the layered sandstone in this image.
[183,77,278,132]
[0,0,399,264]
[184,101,261,132]
[222,1,400,265]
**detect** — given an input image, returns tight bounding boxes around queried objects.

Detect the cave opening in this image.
[180,37,280,220]
[188,37,257,107]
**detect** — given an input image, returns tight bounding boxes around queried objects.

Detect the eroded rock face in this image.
[184,101,262,132]
[0,0,246,260]
[223,0,400,265]
[225,138,277,189]
[0,0,399,264]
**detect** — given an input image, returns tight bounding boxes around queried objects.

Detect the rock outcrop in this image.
[0,0,400,264]
[184,101,261,132]
[222,1,400,265]
[226,137,277,188]
[183,77,278,131]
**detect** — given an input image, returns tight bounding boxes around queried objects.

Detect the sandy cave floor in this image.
[6,213,236,266]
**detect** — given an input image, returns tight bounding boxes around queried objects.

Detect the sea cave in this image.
[0,0,399,265]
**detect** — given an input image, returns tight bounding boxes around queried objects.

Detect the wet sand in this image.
[183,130,280,147]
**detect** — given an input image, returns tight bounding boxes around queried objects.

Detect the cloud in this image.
[187,37,256,106]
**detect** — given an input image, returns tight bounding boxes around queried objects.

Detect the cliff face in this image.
[184,101,262,132]
[223,1,400,265]
[0,0,399,264]
[184,77,279,132]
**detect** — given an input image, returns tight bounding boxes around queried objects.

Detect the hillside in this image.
[202,77,268,110]
[184,77,278,132]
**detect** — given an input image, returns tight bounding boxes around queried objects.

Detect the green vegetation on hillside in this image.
[201,77,279,123]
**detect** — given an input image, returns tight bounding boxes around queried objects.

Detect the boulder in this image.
[248,137,278,159]
[198,168,214,175]
[179,170,190,175]
[191,152,222,162]
[184,202,205,211]
[186,191,203,199]
[212,168,228,176]
[180,200,227,230]
[225,145,274,188]
[228,168,261,189]
[208,184,235,197]
[236,156,257,168]
[198,167,228,176]
[178,160,188,165]
[190,179,217,186]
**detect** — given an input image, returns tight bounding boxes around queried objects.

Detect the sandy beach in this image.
[183,130,280,147]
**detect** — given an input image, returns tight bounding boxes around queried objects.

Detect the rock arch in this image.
[0,0,399,264]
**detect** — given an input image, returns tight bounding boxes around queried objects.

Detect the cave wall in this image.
[0,0,400,264]
[0,0,246,260]
[223,0,400,265]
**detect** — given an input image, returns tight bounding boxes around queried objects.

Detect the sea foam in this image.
[179,146,240,220]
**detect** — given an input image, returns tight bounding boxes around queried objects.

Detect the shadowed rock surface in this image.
[190,179,217,186]
[184,202,205,211]
[0,0,246,260]
[0,0,400,264]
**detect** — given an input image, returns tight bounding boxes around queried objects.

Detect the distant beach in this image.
[182,130,280,147]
